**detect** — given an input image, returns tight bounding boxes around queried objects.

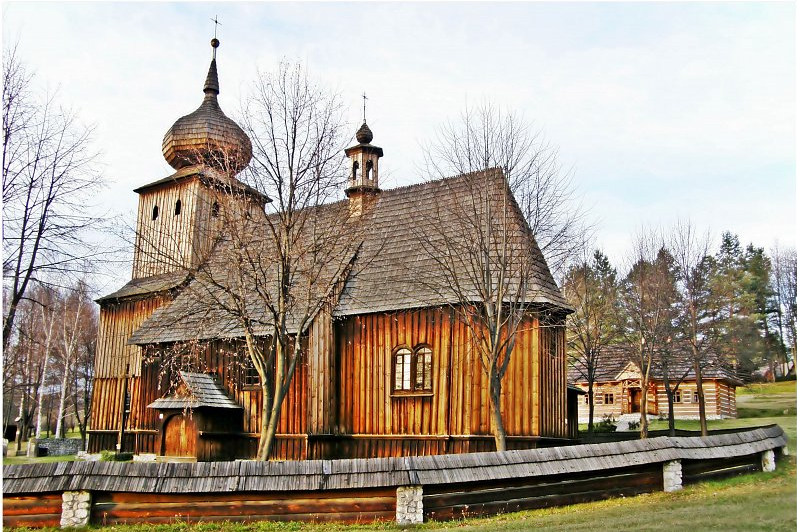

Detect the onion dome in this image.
[162,39,252,174]
[355,121,373,144]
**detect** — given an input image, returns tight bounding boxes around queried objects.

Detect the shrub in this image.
[594,414,618,433]
[100,450,133,462]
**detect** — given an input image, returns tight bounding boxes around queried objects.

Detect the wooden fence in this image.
[3,425,788,529]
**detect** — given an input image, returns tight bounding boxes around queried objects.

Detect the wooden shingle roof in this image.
[96,270,190,303]
[128,168,569,345]
[147,371,241,410]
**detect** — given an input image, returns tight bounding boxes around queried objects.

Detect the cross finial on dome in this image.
[362,92,367,123]
[210,16,222,59]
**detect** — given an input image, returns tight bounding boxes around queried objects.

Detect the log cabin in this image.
[568,346,740,423]
[87,39,574,461]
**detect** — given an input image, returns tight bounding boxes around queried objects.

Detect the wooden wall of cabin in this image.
[89,295,172,453]
[118,338,309,460]
[331,308,568,458]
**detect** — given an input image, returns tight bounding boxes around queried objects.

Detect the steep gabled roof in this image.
[128,168,569,345]
[335,168,568,315]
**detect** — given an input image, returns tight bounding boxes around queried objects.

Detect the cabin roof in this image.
[147,371,241,410]
[127,168,569,345]
[568,345,742,385]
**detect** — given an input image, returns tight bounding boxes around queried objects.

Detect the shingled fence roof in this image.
[3,425,785,495]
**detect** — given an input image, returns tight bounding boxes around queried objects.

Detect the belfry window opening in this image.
[352,160,359,181]
[152,205,159,220]
[366,159,373,180]
[174,199,182,216]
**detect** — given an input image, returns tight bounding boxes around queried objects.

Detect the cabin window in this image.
[584,394,590,405]
[673,390,681,403]
[693,391,699,403]
[174,199,182,216]
[393,345,433,394]
[152,205,159,220]
[604,393,614,405]
[211,201,220,217]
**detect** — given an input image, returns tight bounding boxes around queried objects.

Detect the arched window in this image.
[152,205,159,220]
[211,201,220,218]
[393,345,433,393]
[174,199,182,216]
[352,160,359,181]
[393,348,412,392]
[414,346,433,391]
[366,159,374,180]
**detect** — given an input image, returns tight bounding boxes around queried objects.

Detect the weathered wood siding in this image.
[574,382,658,422]
[90,489,395,526]
[133,179,202,279]
[424,463,662,520]
[89,296,172,453]
[1,493,61,529]
[653,380,737,419]
[95,338,309,460]
[333,309,567,457]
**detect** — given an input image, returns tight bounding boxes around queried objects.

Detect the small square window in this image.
[673,390,682,403]
[693,391,700,403]
[604,393,614,405]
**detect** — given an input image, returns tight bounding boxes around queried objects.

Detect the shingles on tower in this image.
[131,38,265,279]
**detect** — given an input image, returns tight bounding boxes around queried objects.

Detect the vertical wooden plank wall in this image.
[90,296,172,452]
[335,308,568,457]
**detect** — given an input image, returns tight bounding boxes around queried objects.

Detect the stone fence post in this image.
[760,449,776,472]
[396,486,423,524]
[662,460,682,492]
[60,491,91,528]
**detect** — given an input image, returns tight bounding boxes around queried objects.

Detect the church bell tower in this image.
[344,98,382,216]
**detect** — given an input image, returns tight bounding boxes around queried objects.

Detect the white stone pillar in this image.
[761,449,776,472]
[396,486,423,524]
[60,491,92,528]
[663,459,682,492]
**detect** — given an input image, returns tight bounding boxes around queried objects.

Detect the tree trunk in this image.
[693,359,708,436]
[665,385,675,436]
[587,382,595,434]
[34,351,50,439]
[489,371,507,451]
[55,365,70,438]
[639,378,649,439]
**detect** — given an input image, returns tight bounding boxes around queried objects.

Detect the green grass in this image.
[3,453,76,465]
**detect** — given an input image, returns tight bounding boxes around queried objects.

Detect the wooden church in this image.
[88,39,574,461]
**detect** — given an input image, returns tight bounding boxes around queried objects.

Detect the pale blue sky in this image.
[3,2,795,291]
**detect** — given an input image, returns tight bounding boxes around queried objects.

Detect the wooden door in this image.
[163,414,197,457]
[629,389,641,413]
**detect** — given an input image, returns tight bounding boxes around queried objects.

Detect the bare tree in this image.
[418,103,583,450]
[563,249,619,434]
[145,61,356,460]
[2,44,103,351]
[669,220,716,435]
[616,231,678,438]
[770,244,797,375]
